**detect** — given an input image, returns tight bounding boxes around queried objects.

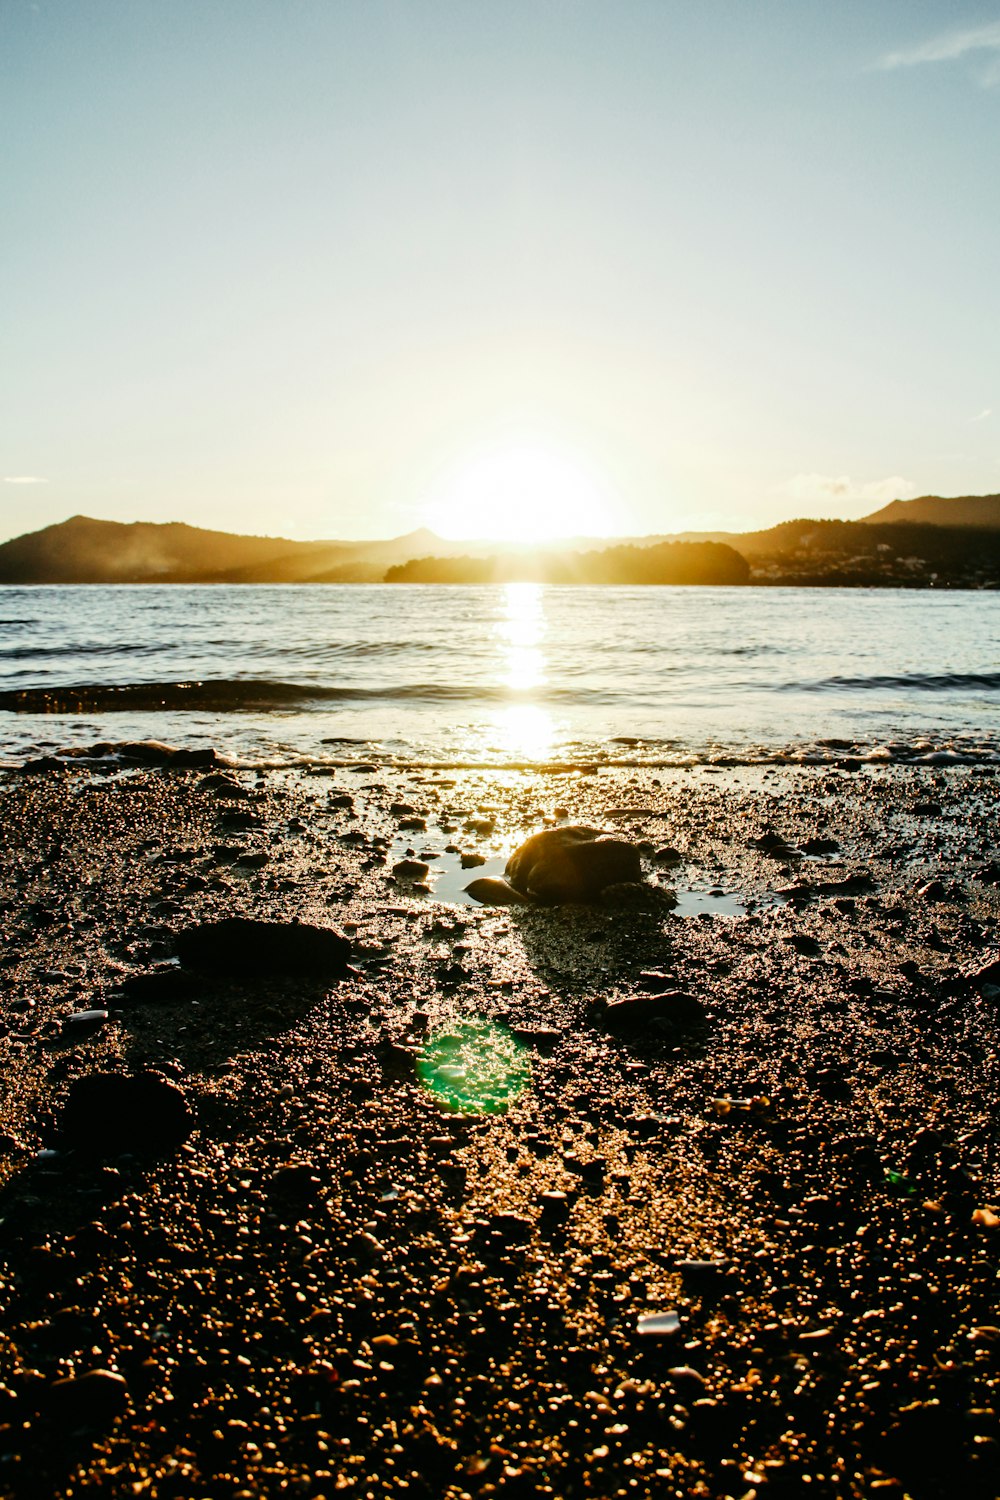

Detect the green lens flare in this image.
[417,1019,531,1115]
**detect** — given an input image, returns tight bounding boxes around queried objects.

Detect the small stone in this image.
[637,1311,680,1336]
[62,1008,108,1033]
[393,859,430,881]
[464,877,530,906]
[460,852,487,869]
[676,1258,730,1277]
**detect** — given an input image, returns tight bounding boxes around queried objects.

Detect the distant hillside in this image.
[733,517,1000,587]
[4,500,1000,588]
[386,540,750,586]
[862,493,1000,528]
[0,516,453,584]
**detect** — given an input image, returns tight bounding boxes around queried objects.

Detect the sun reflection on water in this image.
[493,582,555,759]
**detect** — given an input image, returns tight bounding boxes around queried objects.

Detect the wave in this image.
[0,679,606,713]
[791,671,1000,694]
[0,639,456,663]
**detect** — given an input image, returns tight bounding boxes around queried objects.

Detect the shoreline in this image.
[0,754,998,1497]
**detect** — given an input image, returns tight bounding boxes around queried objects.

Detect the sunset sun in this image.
[422,439,615,543]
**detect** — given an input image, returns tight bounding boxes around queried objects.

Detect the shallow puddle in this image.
[390,837,783,917]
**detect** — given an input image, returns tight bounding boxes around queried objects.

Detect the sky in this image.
[2,0,999,544]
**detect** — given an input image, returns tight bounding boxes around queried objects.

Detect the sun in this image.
[422,439,615,543]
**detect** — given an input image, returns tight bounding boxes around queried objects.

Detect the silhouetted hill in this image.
[733,518,1000,586]
[0,516,455,584]
[862,493,1000,528]
[386,540,750,585]
[4,503,1000,587]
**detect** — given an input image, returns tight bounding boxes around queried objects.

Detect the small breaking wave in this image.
[0,679,605,714]
[790,671,1000,694]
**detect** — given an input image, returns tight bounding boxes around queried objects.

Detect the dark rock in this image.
[117,968,199,1005]
[268,1162,321,1201]
[393,859,430,881]
[603,991,706,1033]
[505,826,643,904]
[47,1368,128,1429]
[460,852,487,869]
[600,881,676,911]
[653,845,683,865]
[218,810,263,831]
[114,742,222,768]
[61,1008,108,1035]
[749,831,790,852]
[58,1072,193,1154]
[20,756,69,774]
[538,1190,571,1224]
[786,933,821,956]
[175,917,351,977]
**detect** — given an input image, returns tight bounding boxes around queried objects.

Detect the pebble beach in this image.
[0,747,998,1499]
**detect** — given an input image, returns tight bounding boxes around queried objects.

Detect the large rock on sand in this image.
[505,826,643,904]
[176,918,351,977]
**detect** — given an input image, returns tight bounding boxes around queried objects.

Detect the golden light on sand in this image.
[423,438,613,543]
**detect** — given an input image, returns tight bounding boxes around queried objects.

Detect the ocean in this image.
[1,582,999,767]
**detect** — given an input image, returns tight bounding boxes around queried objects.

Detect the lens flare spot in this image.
[417,1019,531,1115]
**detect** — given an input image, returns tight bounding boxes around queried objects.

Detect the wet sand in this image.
[0,754,998,1499]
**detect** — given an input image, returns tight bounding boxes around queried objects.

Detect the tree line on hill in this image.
[384,540,750,585]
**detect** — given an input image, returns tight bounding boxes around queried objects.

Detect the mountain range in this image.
[1,492,999,585]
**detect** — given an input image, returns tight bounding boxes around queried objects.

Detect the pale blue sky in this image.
[2,1,999,542]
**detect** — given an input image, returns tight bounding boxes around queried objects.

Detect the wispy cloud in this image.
[880,20,1000,84]
[782,474,918,508]
[3,475,48,484]
[971,408,993,422]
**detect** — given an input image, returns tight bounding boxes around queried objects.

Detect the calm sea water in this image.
[1,583,998,766]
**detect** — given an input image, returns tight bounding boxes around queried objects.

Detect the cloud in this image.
[880,21,1000,84]
[3,475,48,484]
[781,474,919,509]
[971,408,993,422]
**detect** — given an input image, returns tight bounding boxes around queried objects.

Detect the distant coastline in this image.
[1,495,1000,588]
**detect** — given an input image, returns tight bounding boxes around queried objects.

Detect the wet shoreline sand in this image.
[1,754,998,1498]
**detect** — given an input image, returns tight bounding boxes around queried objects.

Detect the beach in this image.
[0,750,998,1499]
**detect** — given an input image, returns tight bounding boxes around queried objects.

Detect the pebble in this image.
[463,876,530,906]
[62,1008,108,1031]
[636,1311,681,1336]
